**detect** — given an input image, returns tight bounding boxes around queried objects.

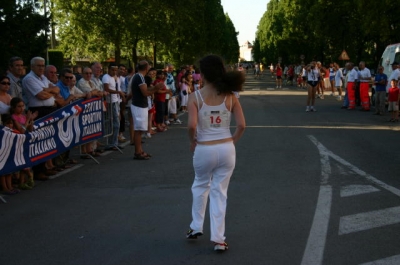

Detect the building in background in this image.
[239,41,253,62]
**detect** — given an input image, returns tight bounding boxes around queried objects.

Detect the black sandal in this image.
[134,153,150,160]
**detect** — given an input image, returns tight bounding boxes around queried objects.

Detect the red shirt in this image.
[276,67,282,76]
[154,79,167,102]
[388,87,400,102]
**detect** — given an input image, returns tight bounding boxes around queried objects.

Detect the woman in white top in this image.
[186,55,246,252]
[334,63,344,100]
[306,61,320,112]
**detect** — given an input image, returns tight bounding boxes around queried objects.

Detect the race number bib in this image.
[202,110,229,129]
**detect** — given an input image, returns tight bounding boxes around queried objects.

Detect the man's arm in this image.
[139,83,163,96]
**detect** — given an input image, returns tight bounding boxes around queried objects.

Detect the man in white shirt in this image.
[103,63,125,150]
[346,62,359,110]
[386,61,400,92]
[358,61,371,111]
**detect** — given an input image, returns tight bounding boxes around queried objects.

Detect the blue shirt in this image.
[56,80,71,100]
[374,74,387,92]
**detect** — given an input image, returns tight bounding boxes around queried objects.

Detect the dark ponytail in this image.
[199,55,245,94]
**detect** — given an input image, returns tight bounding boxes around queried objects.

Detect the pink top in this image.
[12,114,26,125]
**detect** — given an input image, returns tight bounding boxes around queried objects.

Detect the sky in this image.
[221,0,269,45]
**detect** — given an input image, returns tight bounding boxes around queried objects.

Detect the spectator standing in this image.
[388,79,399,122]
[22,57,60,180]
[7,56,24,100]
[186,54,245,252]
[276,63,282,89]
[153,70,170,132]
[386,62,400,92]
[181,72,193,112]
[346,62,359,110]
[45,65,58,85]
[0,76,12,115]
[358,61,371,111]
[118,64,127,142]
[55,68,76,107]
[91,62,104,91]
[329,63,336,94]
[334,63,344,101]
[103,64,124,150]
[165,64,182,124]
[254,63,260,79]
[130,61,162,160]
[373,66,387,115]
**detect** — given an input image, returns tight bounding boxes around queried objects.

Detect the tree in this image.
[0,0,48,73]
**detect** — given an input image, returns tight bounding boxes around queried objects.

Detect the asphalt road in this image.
[1,72,400,265]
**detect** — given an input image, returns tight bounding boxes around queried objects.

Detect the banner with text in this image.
[0,97,104,175]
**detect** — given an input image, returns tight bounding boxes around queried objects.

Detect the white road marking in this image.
[340,185,380,197]
[301,185,332,265]
[301,135,333,265]
[303,135,400,265]
[359,254,400,265]
[339,206,400,235]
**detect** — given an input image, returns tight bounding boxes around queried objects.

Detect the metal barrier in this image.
[78,94,123,164]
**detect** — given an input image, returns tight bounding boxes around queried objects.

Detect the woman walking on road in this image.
[306,61,320,112]
[186,55,246,252]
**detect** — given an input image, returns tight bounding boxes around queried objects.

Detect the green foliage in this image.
[254,0,400,67]
[50,0,240,66]
[0,0,48,73]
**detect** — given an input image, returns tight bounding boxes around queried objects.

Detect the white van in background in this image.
[378,43,400,76]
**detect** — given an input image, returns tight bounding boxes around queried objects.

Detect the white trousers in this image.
[190,141,236,243]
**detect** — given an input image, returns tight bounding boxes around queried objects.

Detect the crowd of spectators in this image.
[0,55,200,196]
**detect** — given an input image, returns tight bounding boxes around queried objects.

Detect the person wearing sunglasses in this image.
[0,76,12,118]
[55,68,77,107]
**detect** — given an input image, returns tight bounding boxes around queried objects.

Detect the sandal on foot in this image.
[142,152,152,158]
[133,153,150,160]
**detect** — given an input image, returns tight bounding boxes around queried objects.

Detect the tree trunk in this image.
[153,43,157,67]
[115,36,121,65]
[131,38,139,66]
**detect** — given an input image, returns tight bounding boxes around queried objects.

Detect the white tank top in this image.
[195,90,232,142]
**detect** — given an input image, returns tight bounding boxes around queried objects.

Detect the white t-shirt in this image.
[347,69,358,82]
[358,67,371,83]
[334,69,344,87]
[102,74,121,103]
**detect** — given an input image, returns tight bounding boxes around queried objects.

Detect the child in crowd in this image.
[10,98,37,189]
[194,79,200,92]
[388,79,400,122]
[1,114,22,194]
[153,70,169,132]
[180,72,193,112]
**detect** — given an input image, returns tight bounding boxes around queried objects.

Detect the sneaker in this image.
[173,119,182,124]
[119,135,126,140]
[310,106,316,112]
[214,242,229,252]
[165,120,170,126]
[337,96,342,101]
[146,133,151,138]
[186,229,203,239]
[305,106,310,112]
[320,95,324,99]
